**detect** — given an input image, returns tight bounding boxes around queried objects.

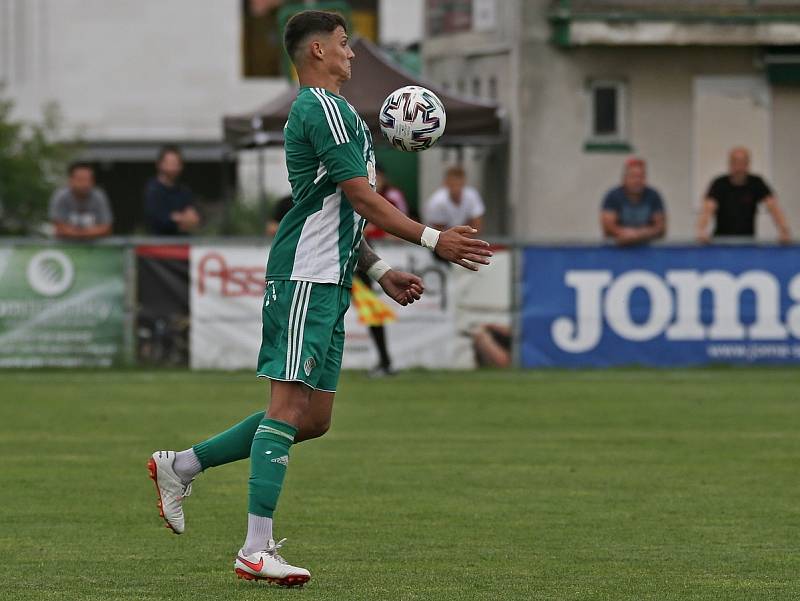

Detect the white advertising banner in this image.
[341,243,457,370]
[189,244,510,371]
[190,245,268,370]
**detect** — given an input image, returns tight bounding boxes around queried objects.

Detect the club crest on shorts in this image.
[303,357,316,377]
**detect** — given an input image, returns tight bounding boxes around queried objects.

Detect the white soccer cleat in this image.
[147,450,193,534]
[234,538,311,587]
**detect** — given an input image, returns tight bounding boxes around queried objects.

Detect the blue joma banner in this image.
[522,245,800,367]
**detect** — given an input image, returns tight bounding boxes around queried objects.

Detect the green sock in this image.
[248,418,297,518]
[192,411,264,470]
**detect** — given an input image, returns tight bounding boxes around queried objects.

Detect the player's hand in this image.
[378,270,424,306]
[696,229,711,245]
[435,226,492,271]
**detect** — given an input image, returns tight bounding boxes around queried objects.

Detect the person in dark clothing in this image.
[265,195,294,237]
[144,145,201,235]
[697,147,791,243]
[601,157,666,246]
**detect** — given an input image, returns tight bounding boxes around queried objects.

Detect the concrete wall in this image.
[514,44,766,241]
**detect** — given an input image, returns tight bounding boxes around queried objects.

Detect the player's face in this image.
[623,165,646,195]
[69,168,94,197]
[323,26,354,82]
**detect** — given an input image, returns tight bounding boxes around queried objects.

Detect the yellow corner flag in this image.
[352,278,396,327]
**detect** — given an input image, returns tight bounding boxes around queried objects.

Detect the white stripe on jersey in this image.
[290,189,343,282]
[313,88,349,144]
[317,88,350,143]
[310,88,345,145]
[313,162,328,185]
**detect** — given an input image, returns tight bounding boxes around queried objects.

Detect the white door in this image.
[693,76,773,238]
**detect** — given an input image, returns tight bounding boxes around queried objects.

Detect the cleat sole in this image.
[235,568,310,587]
[147,457,179,534]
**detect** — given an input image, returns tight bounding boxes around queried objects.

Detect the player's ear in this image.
[310,39,324,60]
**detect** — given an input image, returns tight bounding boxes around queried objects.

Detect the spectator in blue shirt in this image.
[601,157,666,246]
[144,145,201,235]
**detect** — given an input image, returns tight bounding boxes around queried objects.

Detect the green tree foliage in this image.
[0,94,76,234]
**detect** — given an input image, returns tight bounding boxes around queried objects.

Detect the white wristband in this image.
[366,259,392,282]
[420,227,440,251]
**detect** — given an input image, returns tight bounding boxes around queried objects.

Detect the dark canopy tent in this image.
[223,37,506,148]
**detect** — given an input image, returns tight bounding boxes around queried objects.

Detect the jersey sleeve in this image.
[424,194,449,225]
[304,95,367,184]
[706,177,724,202]
[651,189,665,213]
[753,176,773,203]
[601,189,620,212]
[468,189,486,219]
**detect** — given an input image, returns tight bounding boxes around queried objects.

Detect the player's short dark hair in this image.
[68,161,93,176]
[284,10,347,63]
[157,144,183,164]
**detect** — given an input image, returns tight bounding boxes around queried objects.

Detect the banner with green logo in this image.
[0,246,126,368]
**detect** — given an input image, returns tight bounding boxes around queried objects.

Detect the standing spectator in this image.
[600,157,666,246]
[697,147,790,243]
[358,165,409,377]
[49,162,113,239]
[424,166,485,233]
[144,145,201,235]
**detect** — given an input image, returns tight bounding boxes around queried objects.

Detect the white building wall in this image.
[515,44,775,241]
[0,0,288,142]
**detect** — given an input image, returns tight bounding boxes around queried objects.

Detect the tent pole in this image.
[257,147,268,230]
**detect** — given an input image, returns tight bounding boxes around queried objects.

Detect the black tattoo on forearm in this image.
[356,240,381,273]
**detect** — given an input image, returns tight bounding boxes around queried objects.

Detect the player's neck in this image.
[298,72,341,96]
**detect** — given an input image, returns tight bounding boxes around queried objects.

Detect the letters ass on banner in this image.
[522,246,800,367]
[189,244,457,370]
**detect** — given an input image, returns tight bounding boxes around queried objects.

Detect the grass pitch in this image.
[1,369,799,601]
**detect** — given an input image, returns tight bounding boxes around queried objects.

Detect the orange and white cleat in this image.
[147,450,193,534]
[234,538,311,587]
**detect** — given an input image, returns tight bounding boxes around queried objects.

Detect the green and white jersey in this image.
[267,86,376,288]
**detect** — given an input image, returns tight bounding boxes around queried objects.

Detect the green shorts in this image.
[257,280,351,392]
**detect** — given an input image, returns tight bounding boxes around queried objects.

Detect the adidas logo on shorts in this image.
[304,357,316,376]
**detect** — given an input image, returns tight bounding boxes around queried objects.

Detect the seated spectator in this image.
[424,166,485,233]
[696,147,790,244]
[49,162,113,239]
[364,165,409,240]
[144,145,200,235]
[601,157,666,246]
[265,195,294,237]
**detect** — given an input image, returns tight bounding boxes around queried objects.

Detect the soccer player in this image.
[147,10,492,587]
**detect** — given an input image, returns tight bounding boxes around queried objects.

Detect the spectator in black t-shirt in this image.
[696,147,791,244]
[144,145,201,235]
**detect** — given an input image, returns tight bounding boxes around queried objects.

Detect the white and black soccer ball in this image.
[379,86,446,152]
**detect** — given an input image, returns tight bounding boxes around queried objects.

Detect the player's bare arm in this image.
[357,240,423,306]
[339,176,493,271]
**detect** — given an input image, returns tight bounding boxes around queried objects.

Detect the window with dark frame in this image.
[593,86,618,136]
[588,80,627,142]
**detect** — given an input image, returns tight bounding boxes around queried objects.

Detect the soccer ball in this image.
[379,86,447,152]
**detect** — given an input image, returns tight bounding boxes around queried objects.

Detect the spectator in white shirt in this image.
[424,166,485,233]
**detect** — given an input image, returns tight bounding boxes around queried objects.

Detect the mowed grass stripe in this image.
[0,369,798,601]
